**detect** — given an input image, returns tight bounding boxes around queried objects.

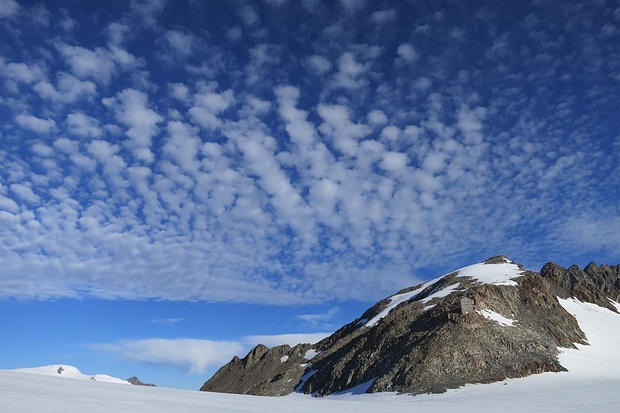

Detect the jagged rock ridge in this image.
[201,256,620,396]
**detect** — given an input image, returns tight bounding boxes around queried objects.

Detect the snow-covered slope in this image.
[456,260,522,286]
[557,298,620,377]
[1,371,619,413]
[364,257,523,327]
[14,364,130,385]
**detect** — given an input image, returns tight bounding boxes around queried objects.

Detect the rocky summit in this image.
[200,256,620,397]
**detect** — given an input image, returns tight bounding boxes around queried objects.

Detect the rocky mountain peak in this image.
[200,342,316,396]
[245,344,270,365]
[201,257,619,397]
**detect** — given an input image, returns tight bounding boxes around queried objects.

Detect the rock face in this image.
[201,256,619,397]
[200,343,314,396]
[540,261,620,307]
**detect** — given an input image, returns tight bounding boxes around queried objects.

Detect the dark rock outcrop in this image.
[201,257,619,397]
[540,262,620,311]
[127,376,157,387]
[200,343,314,396]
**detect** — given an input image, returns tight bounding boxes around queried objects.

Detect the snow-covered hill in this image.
[14,364,130,385]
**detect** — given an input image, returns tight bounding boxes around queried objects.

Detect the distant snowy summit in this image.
[15,365,131,384]
[201,256,620,397]
[14,365,155,387]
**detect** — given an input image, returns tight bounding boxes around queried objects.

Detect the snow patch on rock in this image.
[477,309,516,327]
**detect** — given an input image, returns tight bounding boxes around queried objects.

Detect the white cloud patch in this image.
[28,4,51,27]
[31,142,54,157]
[318,103,371,155]
[244,43,282,86]
[332,52,367,90]
[275,85,318,148]
[10,183,39,204]
[549,215,620,256]
[169,82,190,101]
[306,55,332,75]
[368,109,388,126]
[87,139,125,177]
[422,151,446,174]
[244,333,331,348]
[226,25,242,42]
[2,62,45,84]
[371,8,396,24]
[65,112,103,138]
[0,0,20,18]
[164,120,201,176]
[103,88,163,162]
[34,73,96,103]
[163,29,196,58]
[90,338,245,374]
[55,43,118,84]
[129,0,168,28]
[380,125,400,141]
[189,87,234,130]
[339,0,365,13]
[0,195,19,213]
[297,307,340,326]
[397,43,418,63]
[381,151,409,172]
[15,114,56,134]
[457,105,487,144]
[414,76,432,91]
[106,22,130,46]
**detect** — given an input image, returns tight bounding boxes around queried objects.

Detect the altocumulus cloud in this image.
[90,333,331,374]
[0,1,619,306]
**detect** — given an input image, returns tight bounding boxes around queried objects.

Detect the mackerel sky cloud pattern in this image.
[0,0,619,307]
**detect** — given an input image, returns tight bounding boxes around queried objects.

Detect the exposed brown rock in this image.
[200,343,315,396]
[540,262,620,312]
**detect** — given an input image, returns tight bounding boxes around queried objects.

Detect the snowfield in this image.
[2,368,619,413]
[2,297,619,412]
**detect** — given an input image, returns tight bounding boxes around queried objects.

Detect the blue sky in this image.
[0,0,618,390]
